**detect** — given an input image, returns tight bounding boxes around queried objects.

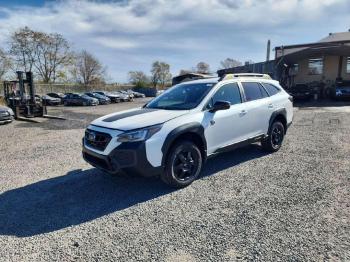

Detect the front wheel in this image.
[261,121,285,152]
[161,140,203,188]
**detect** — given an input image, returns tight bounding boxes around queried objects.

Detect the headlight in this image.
[117,124,163,143]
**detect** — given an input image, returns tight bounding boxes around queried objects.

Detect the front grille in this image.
[0,111,9,116]
[85,129,112,151]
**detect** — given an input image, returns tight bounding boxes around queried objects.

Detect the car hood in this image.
[44,96,60,100]
[107,93,120,97]
[0,106,11,111]
[91,107,188,131]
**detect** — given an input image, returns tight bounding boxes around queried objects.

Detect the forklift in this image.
[3,71,65,121]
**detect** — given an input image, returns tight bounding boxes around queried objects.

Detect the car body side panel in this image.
[269,86,294,125]
[145,112,205,167]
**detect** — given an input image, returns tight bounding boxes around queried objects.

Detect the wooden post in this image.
[338,56,343,79]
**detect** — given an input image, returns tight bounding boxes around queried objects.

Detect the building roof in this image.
[275,31,350,51]
[172,73,215,85]
[275,31,350,62]
[319,32,350,42]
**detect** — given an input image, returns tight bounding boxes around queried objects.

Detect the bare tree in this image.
[151,61,172,88]
[128,71,149,88]
[159,62,172,88]
[196,62,210,74]
[9,27,36,72]
[9,27,72,83]
[150,61,161,88]
[220,58,242,69]
[73,50,105,86]
[33,32,72,83]
[0,48,11,80]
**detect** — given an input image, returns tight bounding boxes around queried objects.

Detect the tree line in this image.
[0,27,106,86]
[0,27,247,88]
[129,58,245,89]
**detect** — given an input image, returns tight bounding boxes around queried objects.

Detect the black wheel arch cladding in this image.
[269,108,287,134]
[161,122,207,166]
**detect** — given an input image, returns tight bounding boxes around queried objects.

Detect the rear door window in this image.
[241,82,267,102]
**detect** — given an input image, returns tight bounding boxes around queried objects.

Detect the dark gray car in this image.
[0,106,14,124]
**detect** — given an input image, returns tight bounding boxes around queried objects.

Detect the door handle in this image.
[239,110,247,116]
[268,104,274,109]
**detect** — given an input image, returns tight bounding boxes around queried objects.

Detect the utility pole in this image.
[266,39,271,62]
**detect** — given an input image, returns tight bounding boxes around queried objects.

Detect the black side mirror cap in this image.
[209,100,231,112]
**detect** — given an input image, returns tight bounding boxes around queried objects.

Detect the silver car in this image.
[0,106,14,124]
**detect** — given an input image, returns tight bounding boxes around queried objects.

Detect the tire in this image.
[261,121,285,152]
[160,140,203,188]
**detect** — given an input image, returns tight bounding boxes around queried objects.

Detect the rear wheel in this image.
[261,121,285,152]
[161,140,202,188]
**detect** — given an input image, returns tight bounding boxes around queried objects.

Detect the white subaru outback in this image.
[83,74,293,188]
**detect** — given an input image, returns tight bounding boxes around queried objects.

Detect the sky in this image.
[0,0,349,82]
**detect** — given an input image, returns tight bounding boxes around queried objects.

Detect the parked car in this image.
[157,90,165,96]
[114,91,132,102]
[95,91,121,103]
[83,73,293,188]
[332,80,350,100]
[85,92,111,105]
[120,90,134,100]
[41,95,61,106]
[47,92,65,100]
[63,93,99,106]
[0,106,14,124]
[288,84,313,100]
[129,90,145,98]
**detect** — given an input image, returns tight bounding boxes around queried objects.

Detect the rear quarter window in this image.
[262,83,281,96]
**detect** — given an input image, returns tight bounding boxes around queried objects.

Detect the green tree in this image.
[128,71,149,88]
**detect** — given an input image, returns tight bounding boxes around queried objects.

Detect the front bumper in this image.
[47,101,61,106]
[82,140,163,177]
[0,115,14,123]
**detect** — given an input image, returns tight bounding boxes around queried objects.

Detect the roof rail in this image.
[220,73,272,81]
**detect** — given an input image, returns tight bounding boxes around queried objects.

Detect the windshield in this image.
[146,82,216,110]
[93,93,104,98]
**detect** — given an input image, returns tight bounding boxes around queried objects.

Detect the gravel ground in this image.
[0,100,349,261]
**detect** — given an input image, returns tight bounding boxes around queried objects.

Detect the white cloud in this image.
[93,36,139,49]
[0,0,349,81]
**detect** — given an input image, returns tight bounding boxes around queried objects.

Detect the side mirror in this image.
[209,100,231,112]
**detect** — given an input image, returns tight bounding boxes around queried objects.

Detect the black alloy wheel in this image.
[172,148,200,181]
[271,124,284,149]
[161,140,203,188]
[261,121,285,152]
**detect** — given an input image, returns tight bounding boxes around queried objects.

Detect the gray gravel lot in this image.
[0,100,349,261]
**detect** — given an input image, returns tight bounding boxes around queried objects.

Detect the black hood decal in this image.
[103,108,159,122]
